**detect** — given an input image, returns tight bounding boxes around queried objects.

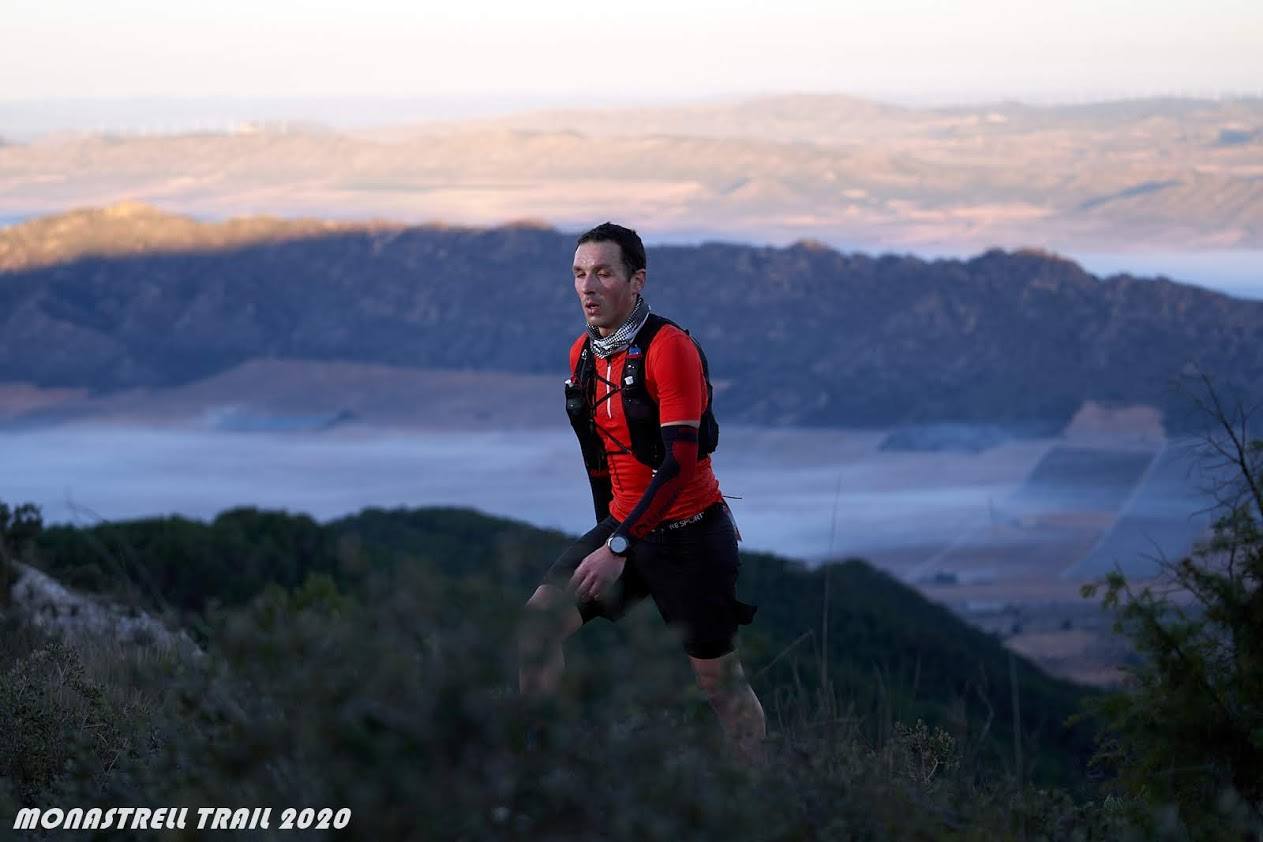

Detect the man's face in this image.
[573,240,645,336]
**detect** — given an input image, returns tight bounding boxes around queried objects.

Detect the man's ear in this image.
[630,268,646,295]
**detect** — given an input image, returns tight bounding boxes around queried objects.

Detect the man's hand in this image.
[569,543,626,602]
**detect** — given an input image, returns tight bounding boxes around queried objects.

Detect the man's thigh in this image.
[638,506,756,659]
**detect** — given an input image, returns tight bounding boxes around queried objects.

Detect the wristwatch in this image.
[606,533,631,556]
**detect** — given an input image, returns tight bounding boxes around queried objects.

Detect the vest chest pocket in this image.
[622,390,658,425]
[620,357,662,463]
[620,357,652,415]
[564,379,587,418]
[564,377,606,472]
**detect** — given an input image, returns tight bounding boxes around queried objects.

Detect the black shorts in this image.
[542,501,758,660]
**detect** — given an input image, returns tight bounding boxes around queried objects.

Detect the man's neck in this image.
[598,302,638,337]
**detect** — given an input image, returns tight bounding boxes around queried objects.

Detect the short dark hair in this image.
[576,222,646,278]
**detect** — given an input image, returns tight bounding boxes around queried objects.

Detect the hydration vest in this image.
[565,313,720,471]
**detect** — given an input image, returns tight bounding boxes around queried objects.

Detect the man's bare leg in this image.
[689,651,767,767]
[519,584,584,698]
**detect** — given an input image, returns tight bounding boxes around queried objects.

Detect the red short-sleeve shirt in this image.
[569,324,723,523]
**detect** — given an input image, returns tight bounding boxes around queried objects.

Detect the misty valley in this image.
[2,411,1223,687]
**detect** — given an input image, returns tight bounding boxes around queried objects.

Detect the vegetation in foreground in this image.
[25,505,1097,791]
[0,563,1144,842]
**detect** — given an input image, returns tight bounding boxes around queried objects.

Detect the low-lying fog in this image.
[1,421,1224,582]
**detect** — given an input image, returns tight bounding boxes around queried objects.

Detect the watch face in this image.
[608,535,630,555]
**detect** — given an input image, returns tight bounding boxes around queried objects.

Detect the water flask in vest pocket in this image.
[564,378,586,416]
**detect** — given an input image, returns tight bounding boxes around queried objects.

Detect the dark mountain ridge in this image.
[1,208,1259,433]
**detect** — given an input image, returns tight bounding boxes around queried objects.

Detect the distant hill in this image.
[1,94,1260,251]
[461,93,1263,151]
[1,206,1259,433]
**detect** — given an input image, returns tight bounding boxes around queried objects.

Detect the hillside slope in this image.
[30,503,1098,788]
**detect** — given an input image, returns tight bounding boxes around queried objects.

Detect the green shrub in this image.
[0,625,142,805]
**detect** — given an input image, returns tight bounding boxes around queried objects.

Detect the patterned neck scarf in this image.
[587,295,651,358]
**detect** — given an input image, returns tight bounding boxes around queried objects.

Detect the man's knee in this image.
[689,650,747,698]
[520,585,583,652]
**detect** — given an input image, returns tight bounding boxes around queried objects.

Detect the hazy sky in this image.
[4,0,1262,104]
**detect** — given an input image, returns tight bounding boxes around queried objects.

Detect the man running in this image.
[518,222,766,765]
